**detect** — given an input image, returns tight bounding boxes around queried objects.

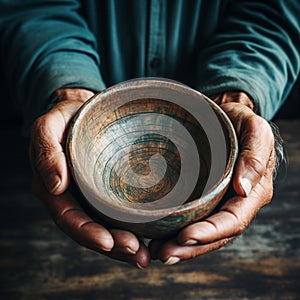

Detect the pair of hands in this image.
[29,88,275,269]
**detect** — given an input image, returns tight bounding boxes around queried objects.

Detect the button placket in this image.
[146,0,166,77]
[150,57,161,69]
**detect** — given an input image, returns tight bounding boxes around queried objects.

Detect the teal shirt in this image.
[0,0,299,130]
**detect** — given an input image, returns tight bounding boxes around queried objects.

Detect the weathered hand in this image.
[149,93,276,265]
[29,88,150,269]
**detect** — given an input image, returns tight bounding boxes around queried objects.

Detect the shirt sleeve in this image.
[0,0,106,131]
[195,0,300,120]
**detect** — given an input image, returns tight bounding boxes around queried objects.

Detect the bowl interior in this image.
[67,79,236,224]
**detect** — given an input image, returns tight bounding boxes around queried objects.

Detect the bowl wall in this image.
[67,78,238,238]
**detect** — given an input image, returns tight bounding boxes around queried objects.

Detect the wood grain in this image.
[66,80,238,238]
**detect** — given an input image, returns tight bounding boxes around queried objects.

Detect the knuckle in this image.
[246,115,274,143]
[247,114,267,129]
[204,219,219,233]
[31,114,48,135]
[34,144,55,171]
[30,119,60,172]
[236,219,248,235]
[54,207,81,229]
[244,153,266,178]
[53,208,69,228]
[223,208,248,236]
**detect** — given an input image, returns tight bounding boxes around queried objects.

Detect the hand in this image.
[29,88,150,269]
[149,92,276,265]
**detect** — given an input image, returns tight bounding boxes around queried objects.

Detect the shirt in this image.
[0,0,299,130]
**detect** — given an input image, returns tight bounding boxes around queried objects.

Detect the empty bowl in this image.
[66,78,238,239]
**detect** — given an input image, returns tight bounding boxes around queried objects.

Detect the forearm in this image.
[0,0,105,133]
[195,0,300,120]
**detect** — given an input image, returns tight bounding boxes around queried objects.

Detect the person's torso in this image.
[81,0,228,86]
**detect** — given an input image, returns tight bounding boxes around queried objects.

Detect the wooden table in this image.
[0,119,299,300]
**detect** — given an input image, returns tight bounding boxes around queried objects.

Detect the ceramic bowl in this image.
[66,78,238,239]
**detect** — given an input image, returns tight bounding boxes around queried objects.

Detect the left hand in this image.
[149,92,276,265]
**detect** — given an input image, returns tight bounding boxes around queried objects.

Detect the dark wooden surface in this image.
[0,119,299,300]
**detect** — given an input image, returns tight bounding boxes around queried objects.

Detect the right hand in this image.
[29,88,150,269]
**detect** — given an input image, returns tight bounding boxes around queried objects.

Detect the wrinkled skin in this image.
[29,88,275,268]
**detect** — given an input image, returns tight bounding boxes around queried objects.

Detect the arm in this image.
[0,1,150,268]
[0,0,105,132]
[149,0,297,264]
[196,0,300,120]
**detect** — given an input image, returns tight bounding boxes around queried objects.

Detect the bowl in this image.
[66,78,238,239]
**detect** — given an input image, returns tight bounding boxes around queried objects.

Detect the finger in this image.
[134,241,151,269]
[176,196,257,246]
[154,165,274,264]
[32,172,151,266]
[32,173,114,252]
[154,180,272,264]
[233,115,274,197]
[106,240,151,269]
[110,229,141,255]
[153,236,235,265]
[30,114,70,195]
[176,168,274,247]
[216,92,255,111]
[56,206,114,252]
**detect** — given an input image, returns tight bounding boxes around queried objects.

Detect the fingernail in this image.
[240,177,252,197]
[95,245,112,252]
[164,256,180,265]
[125,247,137,255]
[99,246,112,252]
[46,174,61,193]
[183,239,198,246]
[136,263,144,270]
[116,246,137,255]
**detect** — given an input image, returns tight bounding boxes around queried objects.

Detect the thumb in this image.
[29,90,94,195]
[29,113,70,195]
[233,115,274,197]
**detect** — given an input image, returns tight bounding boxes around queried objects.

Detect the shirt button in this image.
[150,57,161,69]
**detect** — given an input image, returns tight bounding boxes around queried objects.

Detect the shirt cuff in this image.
[22,52,106,135]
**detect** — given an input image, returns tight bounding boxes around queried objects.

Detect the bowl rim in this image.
[66,77,238,219]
